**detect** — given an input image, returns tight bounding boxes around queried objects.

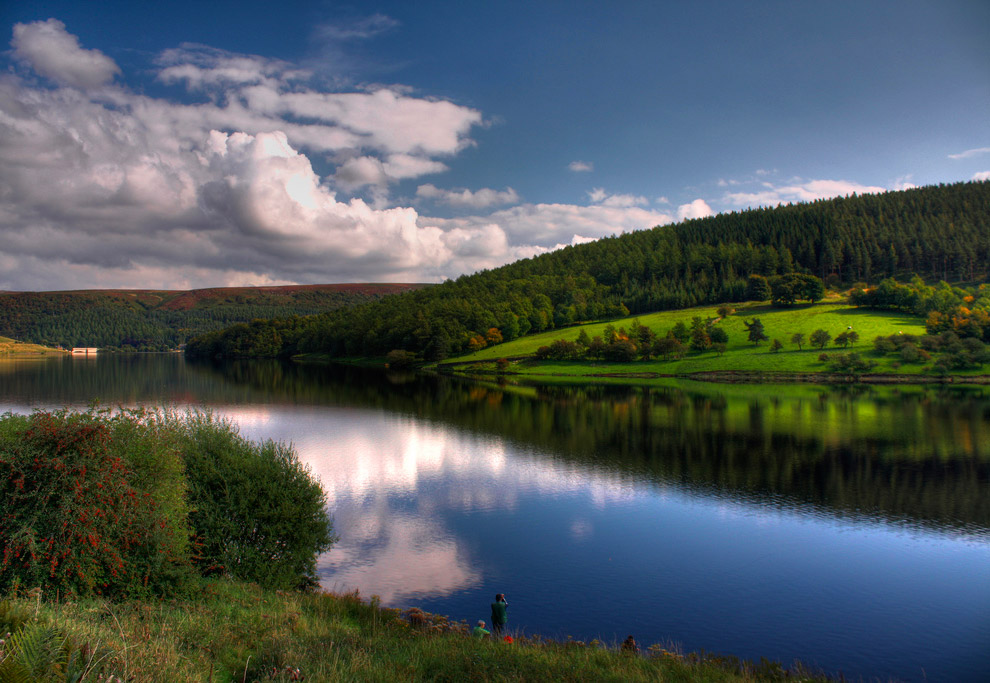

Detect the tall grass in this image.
[0,580,829,682]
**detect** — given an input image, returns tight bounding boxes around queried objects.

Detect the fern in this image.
[0,621,64,681]
[0,621,111,683]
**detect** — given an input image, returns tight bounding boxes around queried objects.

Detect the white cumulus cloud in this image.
[587,188,649,208]
[417,184,520,209]
[0,19,684,291]
[677,199,714,220]
[568,160,593,172]
[724,178,887,208]
[11,19,120,89]
[972,171,990,181]
[425,203,673,258]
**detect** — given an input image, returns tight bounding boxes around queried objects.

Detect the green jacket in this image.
[490,600,508,625]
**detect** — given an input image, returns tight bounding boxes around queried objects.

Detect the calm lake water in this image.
[1,354,988,681]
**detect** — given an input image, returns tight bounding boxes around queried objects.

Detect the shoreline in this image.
[431,359,990,385]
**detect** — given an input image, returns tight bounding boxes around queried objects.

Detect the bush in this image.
[0,409,193,597]
[827,353,877,373]
[873,336,896,355]
[900,343,925,364]
[547,339,582,360]
[0,409,336,597]
[810,329,831,350]
[603,339,638,362]
[385,349,417,368]
[708,326,729,345]
[170,413,336,590]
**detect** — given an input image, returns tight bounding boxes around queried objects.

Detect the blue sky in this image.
[0,1,987,290]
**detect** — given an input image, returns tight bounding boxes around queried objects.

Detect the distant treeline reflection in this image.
[3,355,986,535]
[194,360,990,536]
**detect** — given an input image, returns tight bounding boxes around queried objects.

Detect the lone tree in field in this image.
[791,332,805,350]
[810,328,832,350]
[769,273,825,305]
[709,325,729,345]
[744,318,768,345]
[770,338,784,353]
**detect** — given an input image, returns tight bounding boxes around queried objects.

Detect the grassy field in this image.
[0,580,828,682]
[450,300,940,378]
[0,336,65,356]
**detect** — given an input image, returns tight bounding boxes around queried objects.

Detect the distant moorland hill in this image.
[186,180,990,361]
[0,283,427,351]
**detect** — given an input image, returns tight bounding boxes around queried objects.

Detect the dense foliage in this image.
[171,413,336,589]
[532,317,730,362]
[0,285,422,351]
[0,410,190,597]
[0,409,334,597]
[851,277,990,341]
[188,181,990,359]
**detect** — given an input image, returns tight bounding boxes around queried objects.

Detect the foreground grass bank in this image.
[0,579,829,682]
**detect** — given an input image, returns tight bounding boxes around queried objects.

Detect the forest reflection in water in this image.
[2,354,989,534]
[1,355,989,681]
[192,357,990,537]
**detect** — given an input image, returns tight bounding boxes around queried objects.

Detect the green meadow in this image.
[449,300,936,378]
[0,336,65,356]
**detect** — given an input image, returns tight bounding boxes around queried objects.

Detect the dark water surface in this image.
[1,354,988,681]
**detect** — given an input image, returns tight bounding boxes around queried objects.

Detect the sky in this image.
[0,1,988,291]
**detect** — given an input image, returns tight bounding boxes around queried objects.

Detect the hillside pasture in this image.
[452,301,928,376]
[0,336,65,355]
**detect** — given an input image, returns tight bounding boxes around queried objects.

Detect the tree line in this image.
[0,286,416,351]
[186,181,990,360]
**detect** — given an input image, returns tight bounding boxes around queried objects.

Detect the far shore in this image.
[0,337,68,356]
[291,352,990,386]
[441,363,990,385]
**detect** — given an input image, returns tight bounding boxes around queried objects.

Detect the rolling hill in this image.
[187,180,990,361]
[0,283,428,351]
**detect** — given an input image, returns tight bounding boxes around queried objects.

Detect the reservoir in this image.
[1,354,988,681]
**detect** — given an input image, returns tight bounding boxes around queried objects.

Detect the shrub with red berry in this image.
[0,409,193,597]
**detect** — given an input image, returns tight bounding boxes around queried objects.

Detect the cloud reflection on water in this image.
[221,404,646,603]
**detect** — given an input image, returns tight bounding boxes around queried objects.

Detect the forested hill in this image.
[186,181,990,360]
[0,283,426,350]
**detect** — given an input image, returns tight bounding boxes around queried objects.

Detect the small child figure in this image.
[473,620,490,638]
[621,635,638,653]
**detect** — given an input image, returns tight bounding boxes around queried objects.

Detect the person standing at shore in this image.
[490,593,508,636]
